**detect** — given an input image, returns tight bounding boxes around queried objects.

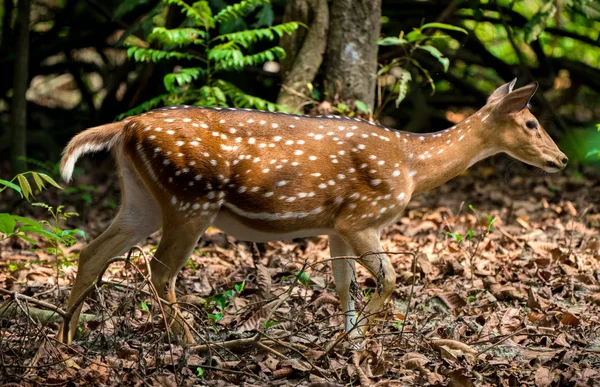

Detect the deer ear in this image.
[487,78,518,104]
[496,81,538,113]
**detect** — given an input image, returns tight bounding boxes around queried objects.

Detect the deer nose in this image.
[561,156,569,166]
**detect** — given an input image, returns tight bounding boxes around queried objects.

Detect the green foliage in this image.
[123,0,298,117]
[376,22,466,113]
[0,173,85,255]
[205,281,245,322]
[524,0,557,43]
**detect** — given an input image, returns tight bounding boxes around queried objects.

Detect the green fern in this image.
[124,0,299,116]
[127,47,202,63]
[214,0,268,23]
[149,27,206,47]
[215,22,300,48]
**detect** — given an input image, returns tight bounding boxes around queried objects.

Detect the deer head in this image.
[483,79,568,172]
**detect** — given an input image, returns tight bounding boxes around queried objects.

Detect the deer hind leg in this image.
[58,163,161,344]
[149,207,216,344]
[337,228,396,334]
[329,235,359,336]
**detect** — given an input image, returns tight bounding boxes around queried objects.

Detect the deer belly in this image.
[213,208,332,242]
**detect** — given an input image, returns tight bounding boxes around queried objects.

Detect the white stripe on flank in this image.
[223,202,323,221]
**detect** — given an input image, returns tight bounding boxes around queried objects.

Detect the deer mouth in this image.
[543,159,565,173]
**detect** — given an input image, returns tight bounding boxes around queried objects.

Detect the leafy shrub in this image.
[121,0,300,118]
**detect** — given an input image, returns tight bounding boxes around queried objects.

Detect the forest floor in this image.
[1,157,600,386]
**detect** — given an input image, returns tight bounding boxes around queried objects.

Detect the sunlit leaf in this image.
[0,213,16,234]
[418,45,449,72]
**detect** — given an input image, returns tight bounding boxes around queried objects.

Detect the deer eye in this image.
[526,120,538,129]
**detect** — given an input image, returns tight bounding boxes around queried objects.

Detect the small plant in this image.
[376,22,467,114]
[446,204,497,287]
[121,0,300,118]
[205,280,245,322]
[1,172,86,291]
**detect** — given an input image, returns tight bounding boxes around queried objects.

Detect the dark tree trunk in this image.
[277,0,329,112]
[323,0,381,109]
[10,0,30,174]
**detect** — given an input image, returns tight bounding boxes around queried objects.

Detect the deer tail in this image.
[60,122,124,182]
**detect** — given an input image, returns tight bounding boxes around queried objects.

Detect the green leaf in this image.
[395,68,412,107]
[215,0,267,24]
[405,30,427,43]
[16,174,33,200]
[140,301,150,311]
[421,22,468,34]
[253,3,274,27]
[15,233,37,245]
[38,173,62,190]
[149,27,206,47]
[31,172,46,192]
[264,320,279,329]
[19,225,65,243]
[0,213,16,234]
[447,232,463,243]
[418,45,449,72]
[295,270,310,286]
[355,100,370,114]
[466,229,475,240]
[196,367,204,378]
[377,36,408,46]
[11,215,44,229]
[0,179,22,197]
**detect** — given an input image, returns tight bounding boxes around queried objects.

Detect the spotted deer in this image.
[58,79,567,344]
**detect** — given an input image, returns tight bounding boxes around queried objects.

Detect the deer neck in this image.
[403,114,498,196]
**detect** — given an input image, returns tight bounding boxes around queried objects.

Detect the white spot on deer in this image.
[296,140,305,145]
[253,157,261,163]
[337,174,345,180]
[219,119,226,124]
[438,149,444,154]
[259,120,266,125]
[251,187,259,192]
[190,141,199,146]
[171,196,177,205]
[309,156,317,161]
[248,138,256,144]
[357,144,366,150]
[273,136,282,142]
[263,168,270,173]
[149,135,156,140]
[314,134,324,140]
[264,192,274,197]
[272,123,278,128]
[371,179,381,186]
[311,173,321,177]
[167,130,175,135]
[292,161,299,166]
[165,119,174,123]
[408,171,416,177]
[348,168,356,173]
[211,160,217,166]
[285,140,294,145]
[247,119,255,124]
[228,128,237,134]
[459,135,465,141]
[482,114,490,122]
[194,175,202,181]
[238,186,247,193]
[163,159,170,165]
[318,183,327,189]
[294,150,303,156]
[175,141,185,146]
[392,170,400,177]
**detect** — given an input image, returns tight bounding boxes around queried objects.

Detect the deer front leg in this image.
[329,235,359,336]
[337,228,396,334]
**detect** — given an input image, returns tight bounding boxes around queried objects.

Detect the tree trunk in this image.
[10,0,30,174]
[323,0,381,109]
[277,0,329,112]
